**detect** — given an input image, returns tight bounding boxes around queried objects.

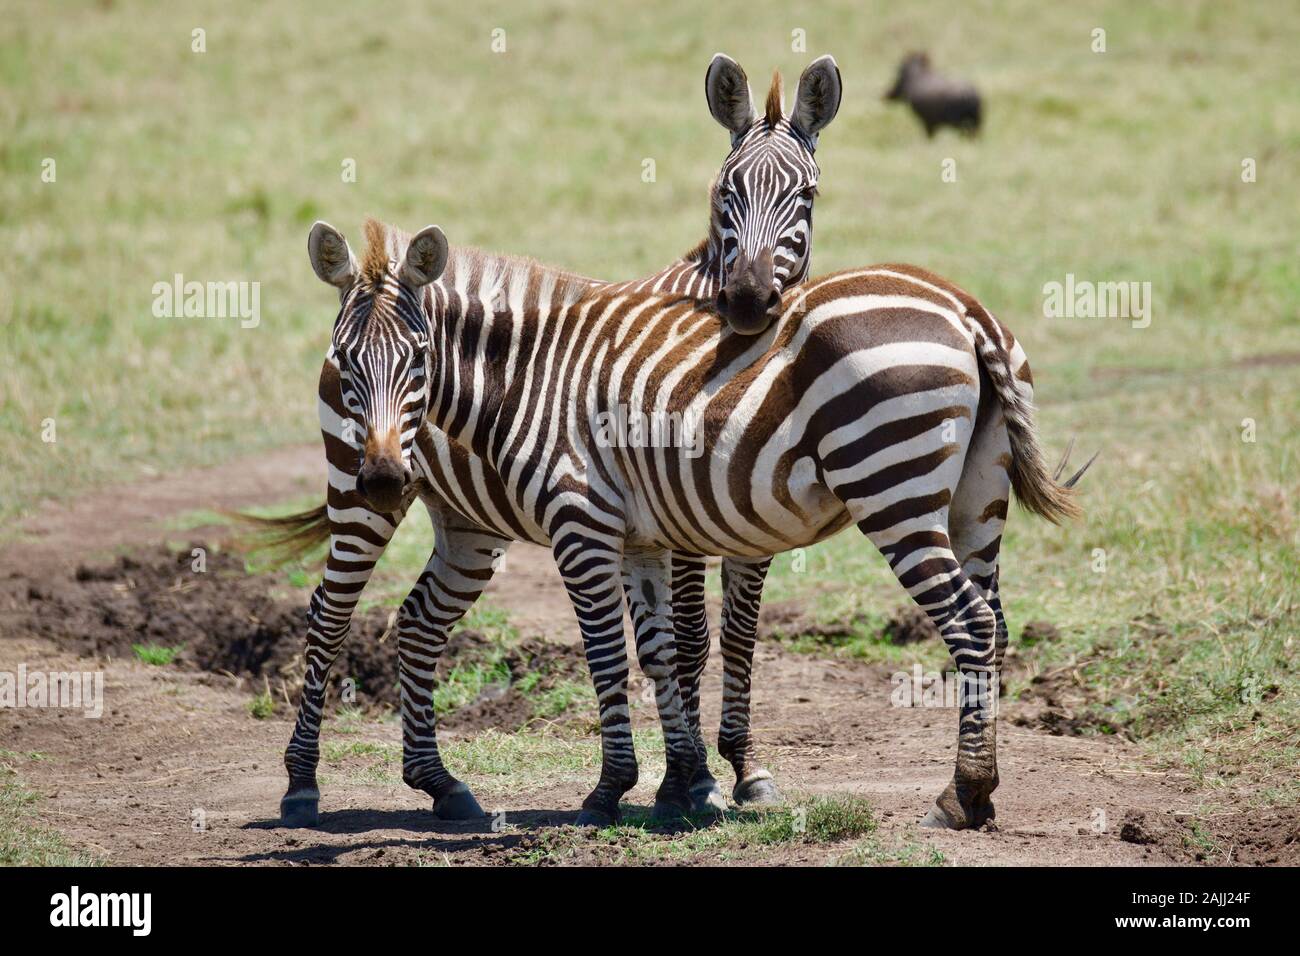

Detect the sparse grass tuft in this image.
[247,691,275,720]
[507,794,878,865]
[431,657,512,715]
[835,837,948,867]
[0,760,98,866]
[132,643,179,666]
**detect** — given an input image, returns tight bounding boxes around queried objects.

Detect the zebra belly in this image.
[612,438,848,557]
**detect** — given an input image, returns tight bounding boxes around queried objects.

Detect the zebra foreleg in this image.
[669,553,726,813]
[395,515,512,820]
[282,500,405,827]
[717,556,781,805]
[552,534,640,827]
[623,549,700,820]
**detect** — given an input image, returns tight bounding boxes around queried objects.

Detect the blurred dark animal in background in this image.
[884,52,981,137]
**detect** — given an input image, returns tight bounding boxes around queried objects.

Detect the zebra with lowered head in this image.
[269,54,843,827]
[297,216,1085,829]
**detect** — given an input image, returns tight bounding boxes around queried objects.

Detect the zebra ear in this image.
[308,221,357,288]
[705,53,756,141]
[400,225,448,288]
[791,55,842,142]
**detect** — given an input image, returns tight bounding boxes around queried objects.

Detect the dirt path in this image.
[2,443,325,577]
[0,446,1278,866]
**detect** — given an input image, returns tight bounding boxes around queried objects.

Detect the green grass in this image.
[247,691,275,720]
[442,728,666,797]
[432,655,512,714]
[526,679,593,722]
[0,757,98,866]
[3,1,1296,518]
[834,837,948,868]
[318,732,894,864]
[321,726,722,801]
[1,0,1296,819]
[507,794,881,865]
[131,643,179,666]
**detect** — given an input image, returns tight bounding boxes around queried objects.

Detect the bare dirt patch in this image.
[758,599,942,647]
[0,543,587,734]
[1118,808,1300,865]
[0,444,1290,866]
[1009,663,1123,738]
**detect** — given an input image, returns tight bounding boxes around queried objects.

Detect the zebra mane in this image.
[764,70,784,126]
[680,172,725,266]
[357,219,586,307]
[360,217,409,284]
[445,246,590,310]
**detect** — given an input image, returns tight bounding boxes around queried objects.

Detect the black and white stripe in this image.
[286,227,1078,830]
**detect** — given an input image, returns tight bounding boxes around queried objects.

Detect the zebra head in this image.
[706,53,842,335]
[307,219,448,514]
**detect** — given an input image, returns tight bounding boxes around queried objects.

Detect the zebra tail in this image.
[229,503,331,565]
[969,319,1089,525]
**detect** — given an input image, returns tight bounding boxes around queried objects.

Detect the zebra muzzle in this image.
[717,248,782,335]
[355,454,410,514]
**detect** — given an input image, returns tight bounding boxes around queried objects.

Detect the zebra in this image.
[270,54,843,827]
[295,217,1088,829]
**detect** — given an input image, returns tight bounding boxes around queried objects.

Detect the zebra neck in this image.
[688,235,726,294]
[654,233,725,297]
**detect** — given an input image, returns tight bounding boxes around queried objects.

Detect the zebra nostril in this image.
[766,289,782,312]
[715,288,729,314]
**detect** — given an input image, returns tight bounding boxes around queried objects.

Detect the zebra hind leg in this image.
[395,518,512,820]
[623,549,700,821]
[670,553,726,814]
[717,556,781,805]
[859,513,1000,830]
[932,403,1014,827]
[282,503,403,827]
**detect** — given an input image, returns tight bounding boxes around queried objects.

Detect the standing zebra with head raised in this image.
[272,54,842,827]
[299,220,1086,829]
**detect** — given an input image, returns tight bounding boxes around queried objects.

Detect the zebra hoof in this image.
[432,782,485,821]
[575,807,618,829]
[688,779,728,816]
[920,805,957,829]
[921,801,995,830]
[280,789,321,828]
[733,771,782,806]
[921,784,995,830]
[650,797,693,823]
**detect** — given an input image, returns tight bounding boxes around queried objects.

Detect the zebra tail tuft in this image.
[969,317,1087,525]
[1052,437,1099,490]
[228,503,331,565]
